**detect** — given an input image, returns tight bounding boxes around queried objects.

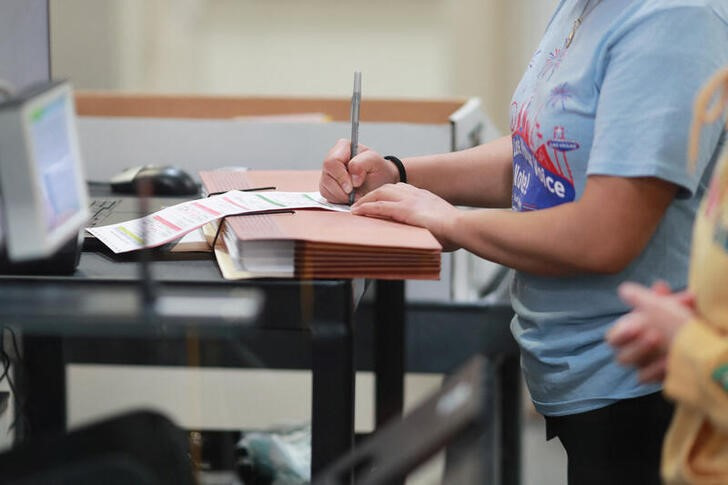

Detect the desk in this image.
[0,249,369,475]
[3,252,525,484]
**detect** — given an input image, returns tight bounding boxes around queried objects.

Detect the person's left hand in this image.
[351,183,461,251]
[606,282,695,383]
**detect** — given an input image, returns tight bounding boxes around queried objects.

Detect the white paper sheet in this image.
[86,191,348,253]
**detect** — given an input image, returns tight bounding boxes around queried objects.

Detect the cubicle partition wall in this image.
[0,0,50,91]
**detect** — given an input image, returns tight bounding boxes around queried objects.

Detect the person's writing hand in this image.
[606,282,695,383]
[352,183,460,251]
[319,139,399,203]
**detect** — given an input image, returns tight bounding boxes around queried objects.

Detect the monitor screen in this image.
[29,92,83,232]
[0,81,88,261]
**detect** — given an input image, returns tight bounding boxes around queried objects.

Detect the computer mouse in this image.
[109,165,199,196]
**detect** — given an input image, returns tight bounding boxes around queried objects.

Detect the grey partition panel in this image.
[0,0,50,90]
[77,118,452,181]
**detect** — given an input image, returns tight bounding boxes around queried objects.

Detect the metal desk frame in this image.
[1,260,364,475]
[3,254,520,484]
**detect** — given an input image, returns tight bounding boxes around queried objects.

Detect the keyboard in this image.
[88,198,122,227]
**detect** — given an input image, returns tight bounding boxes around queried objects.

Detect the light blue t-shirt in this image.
[509,0,728,416]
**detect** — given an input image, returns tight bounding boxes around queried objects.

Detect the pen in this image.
[348,70,361,205]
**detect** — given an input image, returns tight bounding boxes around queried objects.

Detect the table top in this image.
[0,182,364,337]
[0,247,360,337]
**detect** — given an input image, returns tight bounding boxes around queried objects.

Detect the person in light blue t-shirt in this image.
[318,1,727,483]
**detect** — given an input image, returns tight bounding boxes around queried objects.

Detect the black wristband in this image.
[384,155,407,183]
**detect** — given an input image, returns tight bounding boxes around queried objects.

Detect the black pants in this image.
[545,392,674,485]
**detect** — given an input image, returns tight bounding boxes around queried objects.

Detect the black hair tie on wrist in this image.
[384,155,407,184]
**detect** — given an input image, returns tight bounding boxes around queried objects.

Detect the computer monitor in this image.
[0,80,89,261]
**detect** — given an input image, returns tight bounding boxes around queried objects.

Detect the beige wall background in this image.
[45,0,561,452]
[50,0,559,132]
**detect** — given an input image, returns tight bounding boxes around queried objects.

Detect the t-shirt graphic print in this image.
[511,92,579,211]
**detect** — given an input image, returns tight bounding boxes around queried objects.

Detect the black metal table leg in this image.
[16,335,66,441]
[310,321,355,478]
[309,279,357,479]
[500,354,522,485]
[373,280,405,427]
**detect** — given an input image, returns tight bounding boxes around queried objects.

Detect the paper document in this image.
[86,191,348,254]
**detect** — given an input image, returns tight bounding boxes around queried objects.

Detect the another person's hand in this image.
[319,139,400,203]
[351,183,461,251]
[607,281,696,383]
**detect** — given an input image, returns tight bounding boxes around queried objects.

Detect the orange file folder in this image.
[199,170,442,280]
